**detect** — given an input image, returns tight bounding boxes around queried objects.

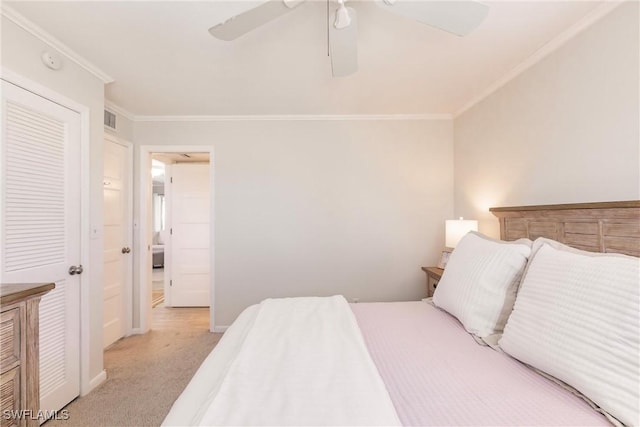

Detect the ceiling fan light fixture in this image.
[334,1,352,29]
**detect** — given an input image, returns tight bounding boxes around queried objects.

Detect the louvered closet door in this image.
[0,80,81,413]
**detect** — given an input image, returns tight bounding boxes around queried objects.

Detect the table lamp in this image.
[445,217,478,248]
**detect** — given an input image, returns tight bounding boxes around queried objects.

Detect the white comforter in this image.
[163,295,401,426]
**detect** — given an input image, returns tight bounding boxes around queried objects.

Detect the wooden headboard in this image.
[490,201,640,257]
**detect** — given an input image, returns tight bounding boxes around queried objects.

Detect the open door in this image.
[103,134,132,348]
[169,163,210,307]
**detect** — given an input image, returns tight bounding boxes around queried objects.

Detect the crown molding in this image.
[454,0,625,118]
[1,4,114,84]
[104,101,135,122]
[100,107,450,122]
[134,113,452,122]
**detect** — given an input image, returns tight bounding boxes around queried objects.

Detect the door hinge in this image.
[170,177,173,183]
[170,280,172,287]
[170,228,173,235]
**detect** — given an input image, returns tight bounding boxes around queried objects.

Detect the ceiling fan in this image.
[208,0,489,77]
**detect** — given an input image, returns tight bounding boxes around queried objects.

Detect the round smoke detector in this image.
[41,51,62,70]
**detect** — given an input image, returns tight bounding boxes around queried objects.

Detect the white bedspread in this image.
[166,295,400,426]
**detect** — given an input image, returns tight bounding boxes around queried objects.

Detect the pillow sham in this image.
[500,238,639,426]
[432,231,531,338]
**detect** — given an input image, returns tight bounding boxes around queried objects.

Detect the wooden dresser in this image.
[1,283,54,427]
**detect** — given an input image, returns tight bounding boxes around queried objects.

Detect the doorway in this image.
[138,146,215,333]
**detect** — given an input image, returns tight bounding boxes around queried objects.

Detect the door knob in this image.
[122,247,131,254]
[69,265,83,275]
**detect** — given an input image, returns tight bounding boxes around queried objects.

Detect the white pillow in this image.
[432,232,531,337]
[500,238,639,426]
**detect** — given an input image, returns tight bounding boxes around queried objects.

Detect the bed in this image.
[162,201,639,426]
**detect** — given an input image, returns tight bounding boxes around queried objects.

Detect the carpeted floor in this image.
[46,307,221,427]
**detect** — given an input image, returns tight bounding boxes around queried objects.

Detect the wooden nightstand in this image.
[421,267,443,297]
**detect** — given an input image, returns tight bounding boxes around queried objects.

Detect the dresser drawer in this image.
[0,366,21,427]
[0,309,20,371]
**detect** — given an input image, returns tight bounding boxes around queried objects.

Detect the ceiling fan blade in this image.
[209,0,305,41]
[375,0,489,36]
[329,7,358,77]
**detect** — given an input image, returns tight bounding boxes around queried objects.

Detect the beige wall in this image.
[454,2,640,237]
[134,119,453,326]
[1,17,105,392]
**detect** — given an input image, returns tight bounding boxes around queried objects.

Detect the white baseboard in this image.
[81,370,107,396]
[212,325,228,333]
[128,327,144,335]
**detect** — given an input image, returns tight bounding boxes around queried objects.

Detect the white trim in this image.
[134,114,452,122]
[1,67,84,114]
[82,370,107,396]
[104,101,136,122]
[213,326,228,333]
[1,5,114,84]
[78,98,93,399]
[209,154,215,334]
[137,148,152,334]
[128,327,144,336]
[1,69,95,399]
[163,163,173,308]
[454,0,625,118]
[138,145,216,333]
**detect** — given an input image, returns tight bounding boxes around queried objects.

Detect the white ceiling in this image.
[6,0,608,116]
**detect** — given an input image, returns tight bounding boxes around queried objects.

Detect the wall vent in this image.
[104,109,117,130]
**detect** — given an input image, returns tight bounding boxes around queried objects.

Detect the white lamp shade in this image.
[445,219,478,248]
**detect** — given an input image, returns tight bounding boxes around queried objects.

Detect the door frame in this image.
[137,145,215,333]
[162,163,173,307]
[0,68,99,395]
[103,132,134,338]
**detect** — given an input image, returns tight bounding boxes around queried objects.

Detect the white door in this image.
[0,80,81,411]
[103,135,131,348]
[169,163,210,307]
